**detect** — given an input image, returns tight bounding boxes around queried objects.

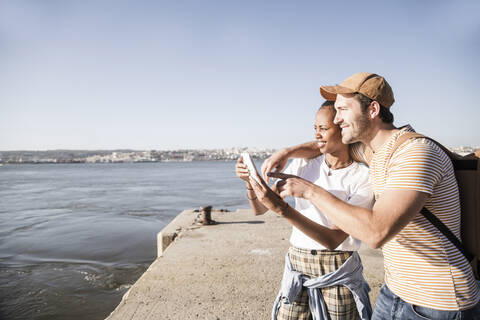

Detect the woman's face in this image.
[314,108,345,154]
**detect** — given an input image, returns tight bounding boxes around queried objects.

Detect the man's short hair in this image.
[354,93,394,124]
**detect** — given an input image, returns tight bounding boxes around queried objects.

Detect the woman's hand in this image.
[249,173,289,215]
[235,157,251,183]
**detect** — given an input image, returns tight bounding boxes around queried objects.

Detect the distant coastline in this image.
[0,148,276,164]
[1,146,478,165]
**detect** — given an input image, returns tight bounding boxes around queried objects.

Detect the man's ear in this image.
[368,101,381,119]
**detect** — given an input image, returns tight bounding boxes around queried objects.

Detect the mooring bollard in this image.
[198,205,216,225]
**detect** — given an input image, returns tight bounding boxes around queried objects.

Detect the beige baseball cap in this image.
[320,72,395,108]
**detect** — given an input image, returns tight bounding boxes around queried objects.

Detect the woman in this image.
[236,101,374,320]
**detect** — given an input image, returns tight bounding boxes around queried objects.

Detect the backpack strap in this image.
[386,132,426,163]
[385,131,474,263]
[364,131,427,166]
[421,207,474,262]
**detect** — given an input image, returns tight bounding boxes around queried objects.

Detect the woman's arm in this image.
[236,158,269,215]
[282,206,349,250]
[246,181,269,215]
[249,174,348,250]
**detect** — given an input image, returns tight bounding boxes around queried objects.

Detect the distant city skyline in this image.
[1,145,476,164]
[1,1,479,151]
[0,147,277,163]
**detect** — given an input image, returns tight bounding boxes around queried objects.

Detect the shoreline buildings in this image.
[0,148,277,164]
[0,146,478,164]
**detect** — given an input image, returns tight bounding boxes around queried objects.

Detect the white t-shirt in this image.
[282,155,374,251]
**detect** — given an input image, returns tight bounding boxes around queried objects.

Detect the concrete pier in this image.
[106,209,384,320]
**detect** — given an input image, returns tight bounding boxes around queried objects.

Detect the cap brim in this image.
[319,85,356,101]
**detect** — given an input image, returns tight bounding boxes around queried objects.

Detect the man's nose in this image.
[333,114,342,125]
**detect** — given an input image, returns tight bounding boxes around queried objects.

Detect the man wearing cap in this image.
[260,72,480,319]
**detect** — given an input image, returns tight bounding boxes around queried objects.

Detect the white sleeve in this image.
[273,158,304,189]
[282,158,303,176]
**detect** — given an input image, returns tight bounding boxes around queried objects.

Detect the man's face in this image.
[333,93,370,144]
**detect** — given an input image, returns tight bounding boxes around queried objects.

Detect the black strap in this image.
[420,207,474,262]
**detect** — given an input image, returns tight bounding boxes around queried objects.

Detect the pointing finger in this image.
[267,172,298,180]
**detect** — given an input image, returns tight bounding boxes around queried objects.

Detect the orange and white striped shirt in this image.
[367,125,479,310]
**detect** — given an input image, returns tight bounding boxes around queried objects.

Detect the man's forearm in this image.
[304,185,382,248]
[305,185,430,249]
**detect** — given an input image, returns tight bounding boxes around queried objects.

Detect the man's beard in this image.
[341,113,370,144]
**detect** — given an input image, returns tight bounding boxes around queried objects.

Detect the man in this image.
[260,72,480,319]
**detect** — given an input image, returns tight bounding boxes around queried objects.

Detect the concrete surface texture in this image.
[106,209,384,320]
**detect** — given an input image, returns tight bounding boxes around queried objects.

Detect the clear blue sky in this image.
[1,0,479,150]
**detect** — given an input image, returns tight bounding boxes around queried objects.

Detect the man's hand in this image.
[261,150,289,183]
[267,172,317,200]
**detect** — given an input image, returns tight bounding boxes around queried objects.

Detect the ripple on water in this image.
[0,261,148,320]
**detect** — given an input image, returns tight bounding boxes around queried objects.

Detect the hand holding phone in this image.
[241,152,261,184]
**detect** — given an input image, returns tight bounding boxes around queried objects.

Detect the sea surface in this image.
[0,161,262,320]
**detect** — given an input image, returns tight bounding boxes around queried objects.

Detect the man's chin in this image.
[341,137,351,144]
[341,134,357,144]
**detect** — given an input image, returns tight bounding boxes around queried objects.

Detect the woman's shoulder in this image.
[300,154,325,168]
[348,160,371,181]
[354,161,370,172]
[291,154,325,177]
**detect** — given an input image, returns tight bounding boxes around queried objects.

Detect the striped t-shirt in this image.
[366,125,479,310]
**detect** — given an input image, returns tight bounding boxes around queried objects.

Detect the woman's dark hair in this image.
[319,100,335,113]
[354,93,394,124]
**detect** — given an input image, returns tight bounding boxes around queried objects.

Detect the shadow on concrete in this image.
[216,221,265,225]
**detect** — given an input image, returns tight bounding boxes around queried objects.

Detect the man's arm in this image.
[261,141,321,182]
[273,173,429,248]
[308,188,428,248]
[261,141,366,182]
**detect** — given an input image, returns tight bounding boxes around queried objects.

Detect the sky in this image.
[1,0,479,151]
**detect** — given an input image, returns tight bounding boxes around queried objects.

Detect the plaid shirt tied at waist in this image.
[272,251,372,320]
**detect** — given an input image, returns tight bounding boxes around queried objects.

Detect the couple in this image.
[236,73,480,319]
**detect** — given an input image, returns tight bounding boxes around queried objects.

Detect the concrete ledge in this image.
[107,209,384,320]
[157,209,234,257]
[157,209,197,257]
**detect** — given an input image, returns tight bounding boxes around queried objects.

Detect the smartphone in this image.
[241,152,261,184]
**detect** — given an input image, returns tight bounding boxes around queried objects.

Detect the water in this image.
[0,161,257,320]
